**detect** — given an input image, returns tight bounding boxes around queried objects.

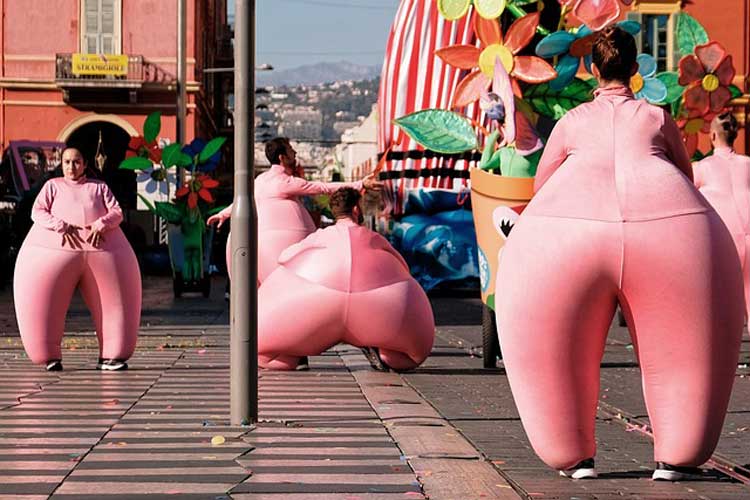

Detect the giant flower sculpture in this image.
[126,136,162,163]
[559,0,634,31]
[630,53,667,104]
[678,41,735,117]
[175,174,219,210]
[535,21,640,90]
[436,13,556,108]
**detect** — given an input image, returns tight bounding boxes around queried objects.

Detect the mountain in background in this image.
[255,61,381,87]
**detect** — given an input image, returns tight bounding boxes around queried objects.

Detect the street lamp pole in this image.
[230,0,257,425]
[176,0,187,146]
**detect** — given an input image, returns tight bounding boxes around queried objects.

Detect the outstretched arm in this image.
[207,203,233,228]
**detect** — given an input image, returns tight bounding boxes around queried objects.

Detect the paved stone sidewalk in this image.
[404,324,750,499]
[0,331,518,500]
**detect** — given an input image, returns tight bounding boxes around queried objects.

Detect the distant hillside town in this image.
[250,77,380,183]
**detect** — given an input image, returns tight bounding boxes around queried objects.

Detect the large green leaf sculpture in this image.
[523,78,596,120]
[675,12,709,56]
[393,109,477,154]
[655,72,685,104]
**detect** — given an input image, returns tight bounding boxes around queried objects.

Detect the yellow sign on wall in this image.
[71,54,128,76]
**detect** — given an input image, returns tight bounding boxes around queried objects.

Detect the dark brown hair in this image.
[592,25,637,84]
[264,137,291,165]
[715,112,739,145]
[330,187,361,219]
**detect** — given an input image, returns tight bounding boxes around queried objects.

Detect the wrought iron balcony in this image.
[55,53,175,89]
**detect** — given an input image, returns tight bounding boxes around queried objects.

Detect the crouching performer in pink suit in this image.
[14,147,141,371]
[495,27,743,481]
[694,112,750,318]
[258,187,435,371]
[207,137,382,283]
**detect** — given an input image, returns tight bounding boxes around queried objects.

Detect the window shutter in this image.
[80,0,120,54]
[627,12,643,53]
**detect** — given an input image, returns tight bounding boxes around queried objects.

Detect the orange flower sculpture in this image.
[436,13,556,108]
[678,41,735,117]
[175,174,219,209]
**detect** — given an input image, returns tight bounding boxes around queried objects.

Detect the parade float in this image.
[378,0,743,367]
[119,112,226,297]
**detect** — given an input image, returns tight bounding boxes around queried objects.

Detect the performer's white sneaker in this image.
[97,359,128,371]
[559,458,597,479]
[45,360,63,372]
[652,462,704,481]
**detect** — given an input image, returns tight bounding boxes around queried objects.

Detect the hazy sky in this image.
[230,0,401,71]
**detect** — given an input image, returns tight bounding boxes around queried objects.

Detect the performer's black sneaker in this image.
[361,347,390,372]
[96,359,128,371]
[559,458,597,479]
[45,360,63,372]
[652,462,704,481]
[295,356,310,371]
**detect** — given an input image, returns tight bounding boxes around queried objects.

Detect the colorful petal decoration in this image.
[535,21,640,91]
[437,0,472,21]
[678,41,735,116]
[393,109,478,154]
[474,0,506,19]
[452,70,492,108]
[559,0,634,31]
[434,45,482,69]
[630,54,667,104]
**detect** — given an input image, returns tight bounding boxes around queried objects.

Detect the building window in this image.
[627,2,681,72]
[81,0,121,54]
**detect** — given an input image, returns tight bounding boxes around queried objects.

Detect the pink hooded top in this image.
[25,177,127,251]
[694,147,750,238]
[277,218,412,292]
[528,86,709,221]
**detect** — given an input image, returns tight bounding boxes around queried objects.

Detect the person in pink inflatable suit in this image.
[14,148,142,371]
[207,137,382,283]
[694,112,750,318]
[257,187,434,371]
[495,26,743,481]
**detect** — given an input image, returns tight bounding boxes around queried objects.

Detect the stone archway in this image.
[58,114,138,142]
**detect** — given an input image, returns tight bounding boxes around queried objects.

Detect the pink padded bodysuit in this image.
[219,165,363,282]
[694,147,750,317]
[258,218,435,371]
[14,177,141,364]
[496,86,743,469]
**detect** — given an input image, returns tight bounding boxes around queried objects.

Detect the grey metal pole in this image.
[230,0,257,425]
[176,0,187,146]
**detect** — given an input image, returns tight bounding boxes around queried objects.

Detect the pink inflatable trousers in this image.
[14,173,141,365]
[257,219,435,371]
[495,86,743,470]
[694,146,750,319]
